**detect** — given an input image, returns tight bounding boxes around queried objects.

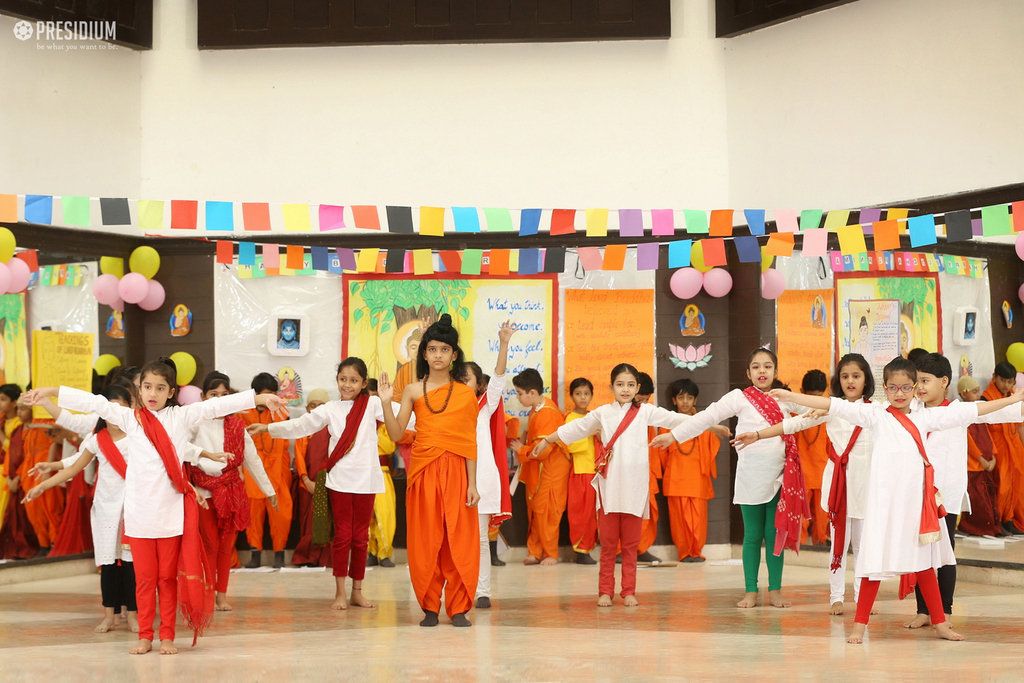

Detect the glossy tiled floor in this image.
[1,558,1022,682]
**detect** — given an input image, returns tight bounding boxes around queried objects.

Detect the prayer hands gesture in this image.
[28,461,61,479]
[255,393,290,418]
[648,432,676,449]
[246,423,268,436]
[376,373,394,404]
[498,320,517,345]
[22,387,57,405]
[731,432,758,450]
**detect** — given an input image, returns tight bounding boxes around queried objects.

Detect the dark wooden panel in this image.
[198,0,671,48]
[716,0,859,38]
[0,0,152,49]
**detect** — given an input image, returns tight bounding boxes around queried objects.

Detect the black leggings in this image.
[915,515,956,615]
[99,562,137,612]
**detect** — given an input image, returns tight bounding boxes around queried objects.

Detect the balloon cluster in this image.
[92,247,165,312]
[668,253,785,301]
[0,228,34,294]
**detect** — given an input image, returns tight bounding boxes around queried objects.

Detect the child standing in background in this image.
[634,372,662,564]
[564,378,598,565]
[797,370,829,547]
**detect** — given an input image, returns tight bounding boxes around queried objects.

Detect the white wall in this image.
[0,15,141,198]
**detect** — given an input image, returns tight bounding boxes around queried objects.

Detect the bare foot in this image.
[349,589,376,609]
[623,595,639,607]
[159,639,178,655]
[597,594,613,607]
[935,622,965,641]
[127,612,139,633]
[847,623,866,644]
[215,593,233,612]
[904,613,930,629]
[523,556,540,565]
[95,616,115,633]
[539,557,558,566]
[129,639,153,655]
[736,592,758,609]
[829,601,844,615]
[331,596,348,610]
[768,590,790,608]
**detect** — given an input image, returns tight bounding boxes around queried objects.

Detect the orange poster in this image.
[776,289,833,391]
[564,289,654,408]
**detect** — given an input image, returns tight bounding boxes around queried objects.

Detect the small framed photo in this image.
[953,306,979,346]
[268,314,309,357]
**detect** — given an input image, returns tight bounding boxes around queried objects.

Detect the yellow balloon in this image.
[100,256,125,278]
[169,351,197,386]
[691,241,713,274]
[0,227,15,262]
[1008,343,1024,372]
[129,246,160,280]
[760,246,775,273]
[94,354,121,377]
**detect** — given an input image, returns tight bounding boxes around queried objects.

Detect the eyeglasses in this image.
[884,384,917,395]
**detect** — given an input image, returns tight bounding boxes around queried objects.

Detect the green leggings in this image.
[740,490,784,593]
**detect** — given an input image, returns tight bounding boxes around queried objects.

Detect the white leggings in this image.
[830,517,863,604]
[476,514,491,599]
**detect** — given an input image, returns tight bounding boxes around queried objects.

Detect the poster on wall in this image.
[343,274,558,421]
[835,273,940,400]
[31,330,93,419]
[0,293,29,391]
[776,289,834,390]
[564,289,654,408]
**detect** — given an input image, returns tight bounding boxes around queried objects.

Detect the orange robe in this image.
[564,411,597,554]
[797,421,829,545]
[407,382,479,618]
[983,383,1024,530]
[638,426,662,555]
[1,423,38,558]
[241,407,293,552]
[516,397,569,561]
[660,426,719,560]
[392,362,416,398]
[959,423,1001,537]
[20,421,63,549]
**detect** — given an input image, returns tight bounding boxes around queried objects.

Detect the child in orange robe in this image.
[796,370,829,546]
[564,378,598,564]
[19,403,62,554]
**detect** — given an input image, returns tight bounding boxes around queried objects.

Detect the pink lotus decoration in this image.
[669,343,713,370]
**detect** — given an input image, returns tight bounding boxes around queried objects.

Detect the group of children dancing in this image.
[2,310,1021,652]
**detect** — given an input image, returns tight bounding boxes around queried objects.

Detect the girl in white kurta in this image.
[25,358,282,656]
[651,348,809,610]
[535,363,690,607]
[771,356,1024,644]
[250,357,384,612]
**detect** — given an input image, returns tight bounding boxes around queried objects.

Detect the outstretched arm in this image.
[732,422,786,450]
[23,449,95,502]
[767,389,831,411]
[977,387,1024,417]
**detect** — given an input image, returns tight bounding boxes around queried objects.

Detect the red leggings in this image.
[198,504,236,594]
[129,536,181,642]
[855,569,945,625]
[598,509,643,597]
[328,490,375,580]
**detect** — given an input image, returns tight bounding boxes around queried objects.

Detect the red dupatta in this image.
[187,416,249,533]
[479,393,512,528]
[743,386,810,556]
[134,408,214,646]
[324,394,370,472]
[594,403,641,478]
[96,429,128,480]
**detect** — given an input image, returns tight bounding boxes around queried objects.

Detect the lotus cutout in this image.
[669,343,712,370]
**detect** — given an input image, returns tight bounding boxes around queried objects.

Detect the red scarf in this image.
[885,405,947,600]
[134,408,214,646]
[187,417,250,533]
[324,394,370,473]
[826,418,865,571]
[743,386,810,556]
[96,428,128,480]
[479,393,513,528]
[594,403,641,478]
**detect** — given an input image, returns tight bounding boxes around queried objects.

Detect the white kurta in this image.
[782,398,873,519]
[189,419,276,501]
[670,388,807,506]
[57,387,257,539]
[64,433,132,566]
[828,398,978,580]
[556,402,689,517]
[913,400,1023,515]
[56,410,99,436]
[268,396,385,495]
[475,374,505,515]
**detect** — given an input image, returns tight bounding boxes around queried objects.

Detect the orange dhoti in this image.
[567,472,597,553]
[518,397,570,561]
[982,384,1024,531]
[800,489,828,545]
[667,496,708,559]
[20,425,63,549]
[242,408,292,552]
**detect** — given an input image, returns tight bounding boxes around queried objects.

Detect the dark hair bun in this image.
[437,313,453,331]
[159,356,177,373]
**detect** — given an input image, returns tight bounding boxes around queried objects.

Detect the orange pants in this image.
[801,489,828,545]
[130,535,181,642]
[638,493,659,554]
[526,483,567,561]
[667,496,708,559]
[567,472,598,553]
[24,489,64,548]
[246,485,293,552]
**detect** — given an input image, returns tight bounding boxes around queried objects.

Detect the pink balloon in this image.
[110,293,124,312]
[177,384,202,405]
[118,272,149,304]
[702,268,733,298]
[6,258,30,293]
[1016,233,1024,262]
[138,279,166,311]
[1017,372,1024,390]
[761,268,786,300]
[669,267,704,300]
[93,273,120,305]
[0,262,10,295]
[1019,283,1024,305]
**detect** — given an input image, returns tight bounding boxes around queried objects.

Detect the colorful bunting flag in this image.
[550,209,576,236]
[799,209,823,231]
[419,206,445,236]
[206,201,234,231]
[618,209,644,237]
[520,209,542,236]
[137,200,164,231]
[709,209,733,237]
[243,203,272,231]
[452,207,480,233]
[318,204,346,231]
[603,245,627,271]
[171,200,198,230]
[668,240,692,268]
[682,209,708,235]
[744,209,766,236]
[651,209,675,236]
[215,240,233,264]
[483,208,513,232]
[351,205,381,230]
[585,209,609,237]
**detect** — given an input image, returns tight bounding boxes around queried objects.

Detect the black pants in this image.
[100,562,138,612]
[916,515,956,615]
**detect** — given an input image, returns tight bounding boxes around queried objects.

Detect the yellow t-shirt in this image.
[564,411,596,475]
